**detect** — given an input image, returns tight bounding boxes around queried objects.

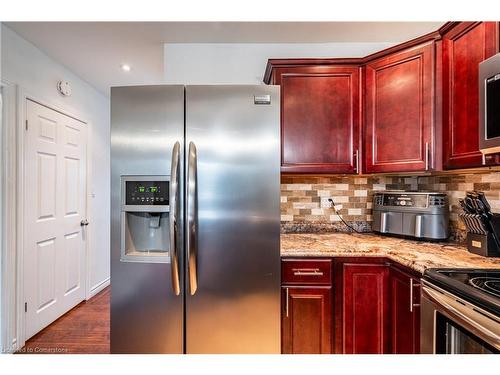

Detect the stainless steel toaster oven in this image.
[372,191,449,240]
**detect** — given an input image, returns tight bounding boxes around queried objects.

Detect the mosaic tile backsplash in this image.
[280,171,500,242]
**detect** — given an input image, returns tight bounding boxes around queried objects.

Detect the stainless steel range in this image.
[421,269,500,354]
[372,191,450,240]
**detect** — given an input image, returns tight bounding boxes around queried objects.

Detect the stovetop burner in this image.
[469,277,500,298]
[423,268,500,317]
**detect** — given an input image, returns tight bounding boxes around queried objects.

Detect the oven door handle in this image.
[422,285,500,350]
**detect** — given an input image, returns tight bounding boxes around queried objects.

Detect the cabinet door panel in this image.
[442,22,499,169]
[342,263,389,354]
[280,68,360,173]
[390,268,420,354]
[365,43,434,173]
[282,286,332,354]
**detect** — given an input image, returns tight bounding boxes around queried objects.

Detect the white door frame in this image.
[1,80,19,353]
[5,87,94,350]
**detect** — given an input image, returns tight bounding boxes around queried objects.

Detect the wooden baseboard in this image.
[88,277,110,299]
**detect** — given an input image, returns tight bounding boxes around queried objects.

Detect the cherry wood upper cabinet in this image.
[390,266,421,354]
[364,42,435,173]
[338,261,390,354]
[441,22,500,169]
[266,63,361,174]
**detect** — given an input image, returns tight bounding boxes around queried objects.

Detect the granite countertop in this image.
[281,233,500,274]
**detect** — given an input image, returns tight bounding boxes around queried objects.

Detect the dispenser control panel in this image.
[125,180,169,205]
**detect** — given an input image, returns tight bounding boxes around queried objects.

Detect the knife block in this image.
[467,232,500,257]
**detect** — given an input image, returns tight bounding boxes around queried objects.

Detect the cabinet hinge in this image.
[25,120,28,131]
[24,302,27,312]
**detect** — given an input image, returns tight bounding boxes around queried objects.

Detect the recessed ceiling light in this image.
[121,64,131,72]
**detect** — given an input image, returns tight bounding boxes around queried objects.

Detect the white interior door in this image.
[24,99,87,340]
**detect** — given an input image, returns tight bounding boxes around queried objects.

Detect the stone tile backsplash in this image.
[280,171,500,242]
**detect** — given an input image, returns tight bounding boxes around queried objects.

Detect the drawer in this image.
[282,258,332,285]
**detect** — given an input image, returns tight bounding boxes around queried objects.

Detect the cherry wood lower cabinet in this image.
[281,258,333,354]
[335,259,390,354]
[390,266,421,354]
[281,286,332,354]
[282,257,422,354]
[334,258,422,354]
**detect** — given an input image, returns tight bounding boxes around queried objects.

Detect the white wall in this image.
[163,42,395,84]
[1,25,110,332]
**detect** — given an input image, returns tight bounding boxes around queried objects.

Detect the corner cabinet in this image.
[364,42,435,173]
[335,259,390,354]
[441,22,500,169]
[281,258,333,354]
[265,63,362,174]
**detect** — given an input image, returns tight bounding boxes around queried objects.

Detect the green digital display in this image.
[126,180,168,205]
[136,186,159,193]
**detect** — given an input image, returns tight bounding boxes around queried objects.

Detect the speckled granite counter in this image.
[281,233,500,274]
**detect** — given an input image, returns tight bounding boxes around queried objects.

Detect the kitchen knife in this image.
[464,196,477,214]
[459,199,468,212]
[477,191,491,215]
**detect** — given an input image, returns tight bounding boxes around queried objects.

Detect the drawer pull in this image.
[292,268,324,276]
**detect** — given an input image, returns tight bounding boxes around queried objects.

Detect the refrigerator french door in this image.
[110,85,281,354]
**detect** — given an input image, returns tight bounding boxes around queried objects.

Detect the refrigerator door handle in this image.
[170,142,181,296]
[187,141,198,295]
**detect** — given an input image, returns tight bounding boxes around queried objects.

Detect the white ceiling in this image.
[5,22,445,95]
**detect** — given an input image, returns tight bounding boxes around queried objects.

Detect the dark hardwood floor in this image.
[18,287,110,354]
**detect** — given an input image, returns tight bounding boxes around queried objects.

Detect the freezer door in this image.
[110,85,185,353]
[185,85,281,353]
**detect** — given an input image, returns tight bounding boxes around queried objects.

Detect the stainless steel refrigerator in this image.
[110,85,281,353]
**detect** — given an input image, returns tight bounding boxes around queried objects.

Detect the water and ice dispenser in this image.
[121,176,170,263]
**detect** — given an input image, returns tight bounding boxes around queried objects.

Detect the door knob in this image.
[80,219,89,226]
